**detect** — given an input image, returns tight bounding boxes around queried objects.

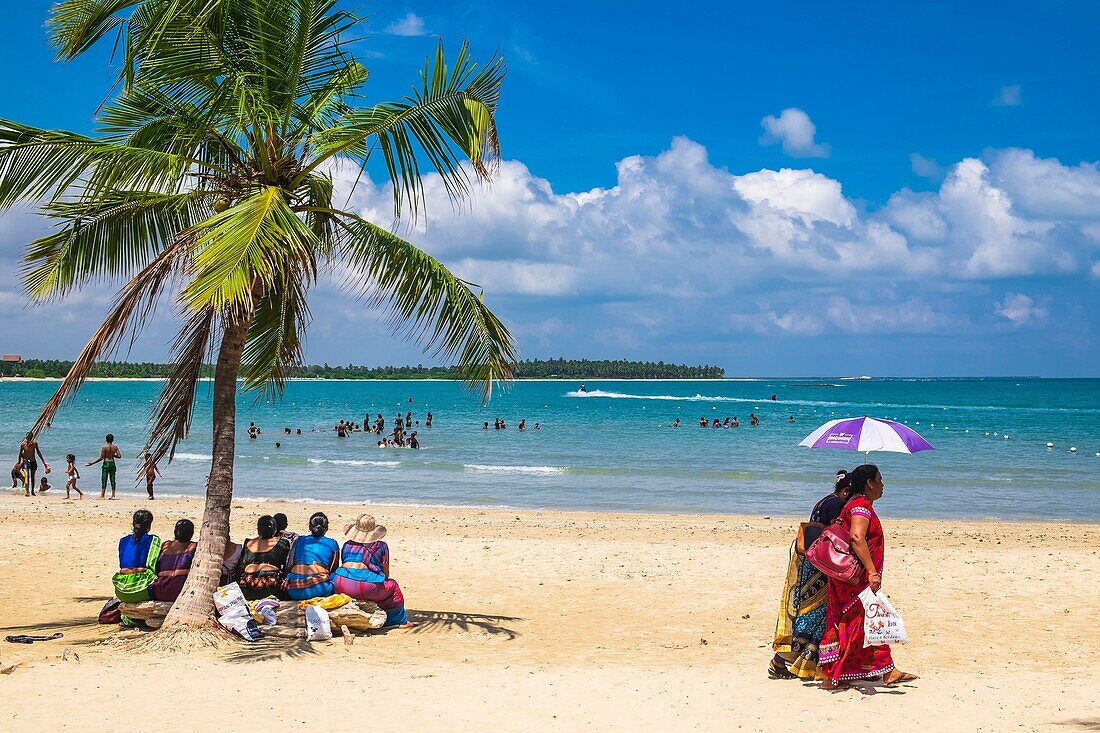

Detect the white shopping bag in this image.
[213,582,247,615]
[217,604,262,641]
[858,587,908,647]
[305,605,333,641]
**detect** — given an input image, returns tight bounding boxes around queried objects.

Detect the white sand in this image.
[0,495,1096,731]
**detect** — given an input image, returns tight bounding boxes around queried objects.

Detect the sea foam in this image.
[464,464,567,475]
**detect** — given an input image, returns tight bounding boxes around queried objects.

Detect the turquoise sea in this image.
[1,378,1098,521]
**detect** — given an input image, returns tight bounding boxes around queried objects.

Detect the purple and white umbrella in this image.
[799,416,934,462]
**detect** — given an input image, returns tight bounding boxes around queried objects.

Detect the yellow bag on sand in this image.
[298,594,352,611]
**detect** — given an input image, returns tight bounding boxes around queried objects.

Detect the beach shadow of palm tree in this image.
[401,609,522,640]
[1056,720,1100,731]
[224,637,319,663]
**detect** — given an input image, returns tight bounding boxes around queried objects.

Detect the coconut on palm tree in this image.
[0,0,515,637]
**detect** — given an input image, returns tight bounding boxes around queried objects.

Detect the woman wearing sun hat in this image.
[332,514,415,628]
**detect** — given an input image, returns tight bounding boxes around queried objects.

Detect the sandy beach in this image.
[0,495,1095,731]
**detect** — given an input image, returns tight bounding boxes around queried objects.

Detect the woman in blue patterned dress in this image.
[769,471,851,680]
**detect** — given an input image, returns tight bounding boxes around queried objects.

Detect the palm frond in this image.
[0,119,194,208]
[97,82,246,168]
[47,0,141,60]
[239,270,310,397]
[30,235,189,435]
[182,185,319,311]
[334,212,515,400]
[144,302,217,467]
[305,41,505,219]
[25,189,211,300]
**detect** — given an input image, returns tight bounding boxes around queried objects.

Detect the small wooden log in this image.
[118,601,173,621]
[326,602,386,631]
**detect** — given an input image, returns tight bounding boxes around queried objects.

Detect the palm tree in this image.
[0,0,515,637]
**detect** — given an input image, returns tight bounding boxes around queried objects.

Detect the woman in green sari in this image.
[112,510,162,603]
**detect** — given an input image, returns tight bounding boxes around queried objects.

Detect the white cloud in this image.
[938,157,1072,277]
[769,296,962,337]
[4,137,1099,363]
[768,309,822,336]
[993,84,1022,107]
[759,108,831,158]
[384,12,426,36]
[884,190,947,242]
[986,148,1100,219]
[734,168,854,227]
[334,138,1100,308]
[995,292,1047,324]
[448,259,578,296]
[910,153,945,179]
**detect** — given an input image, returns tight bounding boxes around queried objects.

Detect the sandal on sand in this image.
[768,659,796,680]
[5,633,63,644]
[884,671,919,687]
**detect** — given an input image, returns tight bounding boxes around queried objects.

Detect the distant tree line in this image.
[6,358,724,380]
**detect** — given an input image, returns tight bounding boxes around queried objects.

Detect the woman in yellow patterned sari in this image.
[770,471,850,680]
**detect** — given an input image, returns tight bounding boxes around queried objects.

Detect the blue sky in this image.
[1,1,1098,376]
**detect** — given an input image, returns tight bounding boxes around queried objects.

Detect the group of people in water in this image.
[112,510,416,628]
[669,412,787,428]
[325,409,431,448]
[484,418,540,431]
[13,432,162,500]
[769,464,918,689]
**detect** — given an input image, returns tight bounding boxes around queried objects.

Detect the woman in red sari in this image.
[819,464,918,689]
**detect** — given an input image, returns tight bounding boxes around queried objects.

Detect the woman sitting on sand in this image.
[332,514,415,628]
[220,538,243,586]
[150,520,197,602]
[285,512,340,600]
[770,470,851,680]
[237,515,292,600]
[113,509,162,603]
[818,465,918,689]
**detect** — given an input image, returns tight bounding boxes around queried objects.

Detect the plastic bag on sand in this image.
[253,598,279,626]
[305,605,333,641]
[213,583,247,615]
[859,587,908,647]
[217,605,262,641]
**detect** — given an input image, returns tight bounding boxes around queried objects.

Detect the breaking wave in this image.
[464,464,567,475]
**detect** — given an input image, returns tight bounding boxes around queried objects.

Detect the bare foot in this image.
[397,622,418,629]
[883,670,919,686]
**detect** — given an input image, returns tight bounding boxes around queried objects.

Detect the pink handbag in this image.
[805,523,865,586]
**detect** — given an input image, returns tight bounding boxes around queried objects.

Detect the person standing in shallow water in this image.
[87,434,122,500]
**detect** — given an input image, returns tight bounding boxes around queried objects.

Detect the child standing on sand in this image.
[65,454,83,499]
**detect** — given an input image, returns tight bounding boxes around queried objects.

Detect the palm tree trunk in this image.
[160,317,250,629]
